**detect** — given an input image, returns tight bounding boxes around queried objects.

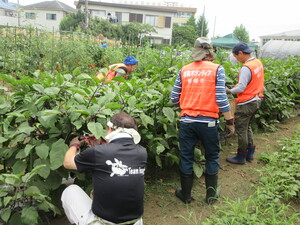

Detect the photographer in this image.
[61,112,147,225]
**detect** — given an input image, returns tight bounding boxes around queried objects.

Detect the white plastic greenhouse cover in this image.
[259,40,300,58]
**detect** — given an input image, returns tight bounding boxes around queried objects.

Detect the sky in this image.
[11,0,300,42]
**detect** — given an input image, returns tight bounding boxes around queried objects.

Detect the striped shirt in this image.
[170,65,230,123]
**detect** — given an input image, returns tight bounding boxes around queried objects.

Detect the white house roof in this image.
[0,1,16,10]
[76,0,178,13]
[260,29,300,37]
[23,1,77,13]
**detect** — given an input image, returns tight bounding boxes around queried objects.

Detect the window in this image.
[46,13,56,20]
[25,12,36,19]
[163,39,170,44]
[129,13,143,23]
[175,12,193,18]
[90,10,106,18]
[165,17,171,28]
[115,12,122,23]
[145,15,157,26]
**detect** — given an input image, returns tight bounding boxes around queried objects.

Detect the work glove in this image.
[225,118,235,137]
[69,137,84,150]
[79,134,107,147]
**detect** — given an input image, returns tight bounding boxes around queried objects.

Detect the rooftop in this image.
[260,29,300,37]
[23,0,77,13]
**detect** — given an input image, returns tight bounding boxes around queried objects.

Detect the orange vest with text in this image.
[180,61,220,118]
[236,58,264,103]
[96,63,127,81]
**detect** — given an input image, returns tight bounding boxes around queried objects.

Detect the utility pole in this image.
[201,6,205,37]
[85,0,88,26]
[213,16,216,38]
[17,0,20,26]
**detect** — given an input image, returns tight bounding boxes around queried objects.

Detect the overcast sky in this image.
[12,0,300,41]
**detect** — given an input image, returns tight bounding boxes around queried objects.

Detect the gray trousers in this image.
[234,100,261,152]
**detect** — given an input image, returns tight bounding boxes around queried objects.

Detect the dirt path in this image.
[51,112,300,225]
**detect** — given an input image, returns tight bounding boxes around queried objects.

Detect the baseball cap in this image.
[232,42,253,54]
[123,56,138,65]
[191,37,215,61]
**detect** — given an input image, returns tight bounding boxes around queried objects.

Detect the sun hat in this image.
[123,56,138,65]
[232,42,253,54]
[191,37,215,61]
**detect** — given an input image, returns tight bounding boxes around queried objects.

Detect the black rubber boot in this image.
[226,151,247,164]
[175,173,194,204]
[205,173,219,205]
[246,146,256,162]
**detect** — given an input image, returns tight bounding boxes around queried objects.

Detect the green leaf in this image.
[155,155,162,168]
[1,208,11,222]
[193,163,204,178]
[50,139,68,170]
[40,109,61,115]
[21,207,39,225]
[35,96,51,105]
[56,73,64,85]
[128,96,137,107]
[140,113,154,128]
[76,73,92,81]
[25,186,41,196]
[34,159,50,178]
[162,107,175,122]
[4,196,12,207]
[44,87,60,96]
[4,174,21,185]
[156,144,165,155]
[12,160,27,174]
[74,93,85,104]
[21,165,47,183]
[105,102,123,109]
[32,84,44,93]
[72,66,82,76]
[87,122,104,139]
[35,143,50,159]
[0,136,8,143]
[39,114,57,128]
[9,212,22,225]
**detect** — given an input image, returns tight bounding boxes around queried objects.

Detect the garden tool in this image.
[175,173,194,204]
[205,173,219,205]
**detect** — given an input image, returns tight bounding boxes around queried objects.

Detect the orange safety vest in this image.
[179,61,220,118]
[96,63,127,81]
[236,58,264,103]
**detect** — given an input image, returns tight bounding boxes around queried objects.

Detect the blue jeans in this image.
[179,121,220,175]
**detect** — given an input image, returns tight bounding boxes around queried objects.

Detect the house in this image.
[0,0,18,26]
[76,1,196,45]
[259,29,300,46]
[21,1,77,31]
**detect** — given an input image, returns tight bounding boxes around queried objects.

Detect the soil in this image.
[51,112,300,225]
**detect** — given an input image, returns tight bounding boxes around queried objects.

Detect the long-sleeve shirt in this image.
[230,57,263,105]
[170,65,230,123]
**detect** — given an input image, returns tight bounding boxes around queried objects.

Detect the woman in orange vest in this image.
[97,56,138,82]
[171,37,234,205]
[226,42,264,164]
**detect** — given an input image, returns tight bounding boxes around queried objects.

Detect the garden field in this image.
[0,27,299,225]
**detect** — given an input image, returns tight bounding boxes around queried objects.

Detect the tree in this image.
[121,22,156,45]
[186,15,197,29]
[59,11,85,31]
[233,24,250,43]
[196,15,209,37]
[172,24,197,47]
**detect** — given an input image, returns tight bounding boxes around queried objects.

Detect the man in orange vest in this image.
[97,56,138,82]
[171,37,234,205]
[226,42,264,164]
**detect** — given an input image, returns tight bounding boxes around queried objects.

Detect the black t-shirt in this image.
[75,138,147,224]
